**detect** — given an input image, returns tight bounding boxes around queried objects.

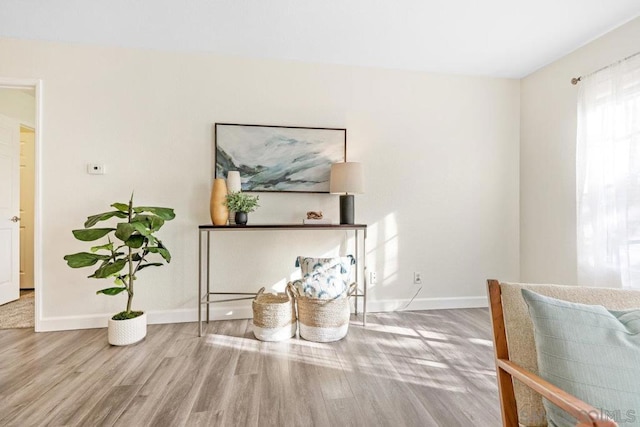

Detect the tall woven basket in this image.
[289,283,356,343]
[252,287,297,342]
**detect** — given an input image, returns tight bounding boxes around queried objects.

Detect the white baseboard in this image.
[36,296,487,332]
[364,296,488,312]
[37,305,252,332]
[38,313,107,332]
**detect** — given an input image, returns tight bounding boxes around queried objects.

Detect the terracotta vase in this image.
[210,178,229,225]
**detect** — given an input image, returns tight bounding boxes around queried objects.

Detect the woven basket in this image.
[289,282,356,343]
[252,287,297,341]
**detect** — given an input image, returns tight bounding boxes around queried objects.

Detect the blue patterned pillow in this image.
[293,256,354,299]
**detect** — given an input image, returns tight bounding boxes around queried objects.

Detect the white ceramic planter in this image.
[108,312,147,346]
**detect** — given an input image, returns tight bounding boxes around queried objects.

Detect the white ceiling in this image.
[1,0,639,78]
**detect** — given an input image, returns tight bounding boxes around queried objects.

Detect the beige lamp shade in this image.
[226,171,241,193]
[330,162,364,194]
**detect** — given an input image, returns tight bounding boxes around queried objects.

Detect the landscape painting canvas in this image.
[215,124,346,193]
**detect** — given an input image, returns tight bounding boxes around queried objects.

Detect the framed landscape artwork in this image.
[215,123,346,193]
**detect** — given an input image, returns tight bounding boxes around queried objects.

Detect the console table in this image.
[198,224,368,336]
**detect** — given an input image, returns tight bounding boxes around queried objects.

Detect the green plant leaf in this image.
[96,287,127,296]
[132,214,165,232]
[146,246,171,263]
[130,221,151,236]
[149,216,165,231]
[90,259,127,278]
[90,242,114,253]
[72,228,115,242]
[125,235,145,248]
[111,202,130,212]
[114,223,135,241]
[112,310,143,320]
[224,193,259,213]
[137,262,164,271]
[63,252,111,268]
[133,206,175,220]
[84,211,128,228]
[132,253,143,262]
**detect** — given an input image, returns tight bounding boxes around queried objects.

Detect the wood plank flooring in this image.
[0,309,501,426]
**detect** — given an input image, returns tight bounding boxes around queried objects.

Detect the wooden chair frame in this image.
[487,279,617,427]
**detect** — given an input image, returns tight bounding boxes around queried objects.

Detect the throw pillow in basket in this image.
[293,255,355,299]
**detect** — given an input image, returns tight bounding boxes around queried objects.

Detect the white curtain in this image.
[577,53,640,288]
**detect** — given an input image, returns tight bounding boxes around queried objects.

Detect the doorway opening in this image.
[0,80,41,331]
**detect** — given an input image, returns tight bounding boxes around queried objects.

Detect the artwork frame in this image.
[214,123,347,193]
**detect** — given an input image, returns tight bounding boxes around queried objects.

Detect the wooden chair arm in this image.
[497,359,617,427]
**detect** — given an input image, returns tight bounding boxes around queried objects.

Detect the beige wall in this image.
[520,17,640,285]
[0,89,35,125]
[0,38,520,330]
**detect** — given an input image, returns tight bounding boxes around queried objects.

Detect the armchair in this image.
[487,279,640,427]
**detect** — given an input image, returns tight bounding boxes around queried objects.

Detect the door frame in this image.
[0,78,43,332]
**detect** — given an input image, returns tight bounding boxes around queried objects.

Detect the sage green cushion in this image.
[522,289,640,427]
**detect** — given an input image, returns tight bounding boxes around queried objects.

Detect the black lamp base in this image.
[339,195,355,224]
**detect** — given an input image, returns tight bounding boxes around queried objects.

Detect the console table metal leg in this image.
[198,230,202,337]
[363,229,367,326]
[206,231,211,324]
[354,229,359,316]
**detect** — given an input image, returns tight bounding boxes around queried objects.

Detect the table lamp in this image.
[330,162,364,224]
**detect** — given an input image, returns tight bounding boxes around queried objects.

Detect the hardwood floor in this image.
[0,309,501,426]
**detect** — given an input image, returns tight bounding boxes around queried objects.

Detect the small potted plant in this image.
[224,192,260,225]
[63,194,175,346]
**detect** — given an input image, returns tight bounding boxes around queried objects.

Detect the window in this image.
[577,53,640,287]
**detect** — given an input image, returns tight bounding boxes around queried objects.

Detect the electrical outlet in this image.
[370,271,377,284]
[413,272,422,285]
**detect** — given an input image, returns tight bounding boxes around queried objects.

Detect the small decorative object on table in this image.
[226,171,242,225]
[210,178,229,225]
[63,194,175,346]
[252,287,297,341]
[226,171,242,193]
[224,192,260,225]
[303,211,332,225]
[307,211,323,219]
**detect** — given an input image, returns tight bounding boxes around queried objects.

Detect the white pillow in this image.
[293,256,354,299]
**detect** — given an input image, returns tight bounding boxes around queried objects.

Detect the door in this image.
[0,113,20,305]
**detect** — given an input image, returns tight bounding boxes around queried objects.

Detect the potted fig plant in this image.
[63,195,175,346]
[224,192,259,225]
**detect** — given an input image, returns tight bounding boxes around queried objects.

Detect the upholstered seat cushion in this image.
[499,282,640,427]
